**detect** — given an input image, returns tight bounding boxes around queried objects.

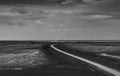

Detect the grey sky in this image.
[0,3,120,40]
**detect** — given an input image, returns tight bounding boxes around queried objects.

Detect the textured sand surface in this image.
[0,49,49,69]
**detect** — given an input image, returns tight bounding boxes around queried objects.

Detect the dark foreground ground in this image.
[0,41,119,76]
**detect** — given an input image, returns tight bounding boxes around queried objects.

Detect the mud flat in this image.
[0,49,50,70]
[58,42,120,52]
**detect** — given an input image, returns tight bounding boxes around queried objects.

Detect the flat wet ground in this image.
[0,64,109,76]
[56,42,120,71]
[0,41,111,76]
[0,3,120,40]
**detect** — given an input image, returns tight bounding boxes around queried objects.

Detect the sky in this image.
[0,2,120,40]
